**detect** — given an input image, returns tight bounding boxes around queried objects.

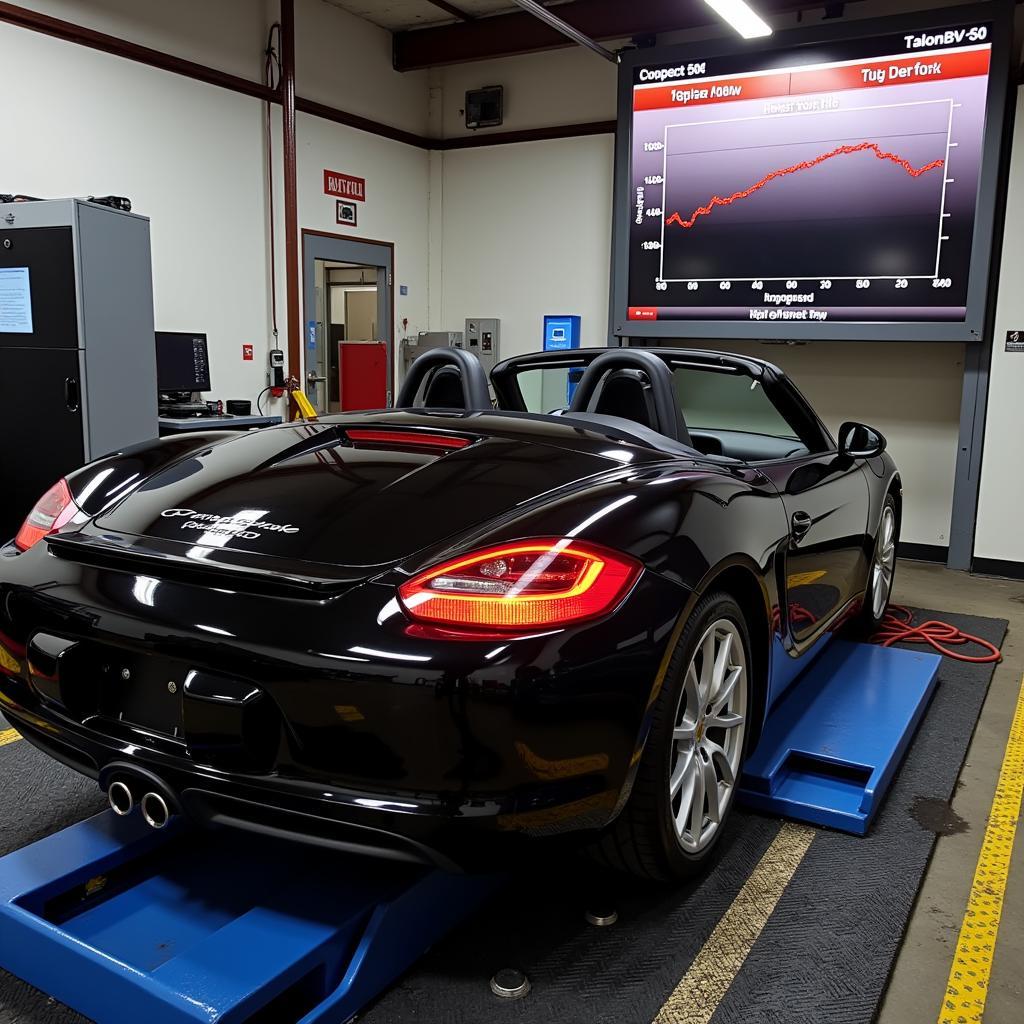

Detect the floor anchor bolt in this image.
[490,967,530,999]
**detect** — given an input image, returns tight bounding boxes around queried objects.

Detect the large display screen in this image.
[612,5,1010,341]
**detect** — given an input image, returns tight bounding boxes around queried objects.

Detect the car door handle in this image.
[791,511,812,540]
[64,377,80,413]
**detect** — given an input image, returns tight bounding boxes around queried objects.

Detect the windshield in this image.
[672,368,799,440]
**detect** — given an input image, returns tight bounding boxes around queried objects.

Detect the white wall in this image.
[975,88,1024,564]
[436,44,617,139]
[435,135,614,354]
[295,0,429,135]
[1,20,276,406]
[13,0,431,129]
[11,0,266,78]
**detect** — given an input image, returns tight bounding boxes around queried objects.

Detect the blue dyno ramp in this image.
[739,640,941,834]
[0,811,499,1024]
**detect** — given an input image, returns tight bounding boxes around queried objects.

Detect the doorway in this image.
[302,231,393,415]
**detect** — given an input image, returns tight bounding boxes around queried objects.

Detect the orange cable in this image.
[872,604,1002,664]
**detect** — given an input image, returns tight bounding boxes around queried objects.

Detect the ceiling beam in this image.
[394,0,864,71]
[424,0,476,21]
[509,0,617,62]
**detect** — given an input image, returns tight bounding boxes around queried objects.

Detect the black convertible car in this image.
[0,347,898,880]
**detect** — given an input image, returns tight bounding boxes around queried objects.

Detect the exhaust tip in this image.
[141,791,170,829]
[108,780,134,817]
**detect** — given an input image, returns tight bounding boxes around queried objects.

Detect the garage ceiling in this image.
[323,0,558,32]
[326,0,871,71]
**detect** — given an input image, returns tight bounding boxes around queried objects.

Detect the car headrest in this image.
[568,350,691,445]
[422,367,466,409]
[592,369,656,431]
[395,346,491,410]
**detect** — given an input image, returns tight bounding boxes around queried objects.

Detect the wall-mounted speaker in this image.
[465,85,503,130]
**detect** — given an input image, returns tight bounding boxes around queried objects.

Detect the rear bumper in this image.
[0,548,688,869]
[2,691,642,871]
[6,709,493,869]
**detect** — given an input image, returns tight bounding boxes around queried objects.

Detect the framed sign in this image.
[336,200,358,227]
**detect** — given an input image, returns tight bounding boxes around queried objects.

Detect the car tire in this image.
[857,494,898,634]
[590,591,753,882]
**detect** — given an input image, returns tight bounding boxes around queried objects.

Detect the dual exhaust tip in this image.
[107,779,171,829]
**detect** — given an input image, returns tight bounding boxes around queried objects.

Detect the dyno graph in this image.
[663,140,946,231]
[657,100,956,284]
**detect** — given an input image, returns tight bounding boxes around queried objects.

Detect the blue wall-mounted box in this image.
[543,316,582,405]
[543,315,581,351]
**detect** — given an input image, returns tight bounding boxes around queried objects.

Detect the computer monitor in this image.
[155,332,211,393]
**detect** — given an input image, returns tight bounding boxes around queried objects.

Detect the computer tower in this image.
[0,199,158,542]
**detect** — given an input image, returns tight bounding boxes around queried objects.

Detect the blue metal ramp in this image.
[739,640,941,834]
[0,811,499,1024]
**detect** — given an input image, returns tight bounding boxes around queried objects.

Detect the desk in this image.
[158,414,282,436]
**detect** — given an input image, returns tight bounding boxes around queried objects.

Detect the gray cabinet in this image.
[0,200,158,540]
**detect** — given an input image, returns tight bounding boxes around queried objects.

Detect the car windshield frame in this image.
[491,348,835,460]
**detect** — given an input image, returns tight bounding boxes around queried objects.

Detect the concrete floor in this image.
[878,560,1024,1024]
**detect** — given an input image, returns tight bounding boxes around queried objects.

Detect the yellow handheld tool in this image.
[286,381,319,422]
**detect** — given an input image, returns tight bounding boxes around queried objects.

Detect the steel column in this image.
[280,0,301,391]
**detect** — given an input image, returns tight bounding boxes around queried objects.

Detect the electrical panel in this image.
[401,331,463,382]
[399,325,499,385]
[460,318,500,375]
[418,331,463,349]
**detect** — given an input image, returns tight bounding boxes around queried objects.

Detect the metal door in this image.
[0,348,85,541]
[302,232,393,414]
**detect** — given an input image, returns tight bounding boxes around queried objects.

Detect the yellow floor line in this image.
[653,821,816,1024]
[0,727,21,747]
[937,672,1024,1024]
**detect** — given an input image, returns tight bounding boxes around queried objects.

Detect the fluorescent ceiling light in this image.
[703,0,773,39]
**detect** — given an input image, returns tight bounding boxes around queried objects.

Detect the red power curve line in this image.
[664,141,945,230]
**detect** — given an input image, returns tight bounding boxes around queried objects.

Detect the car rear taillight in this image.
[14,478,80,552]
[397,539,641,632]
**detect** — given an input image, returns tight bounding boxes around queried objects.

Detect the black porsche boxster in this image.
[0,347,899,880]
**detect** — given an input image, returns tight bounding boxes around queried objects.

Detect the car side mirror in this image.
[838,421,887,459]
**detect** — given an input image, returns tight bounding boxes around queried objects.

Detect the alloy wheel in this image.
[871,505,896,619]
[668,618,747,853]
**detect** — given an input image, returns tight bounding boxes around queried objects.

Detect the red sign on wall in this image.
[242,344,254,361]
[323,169,366,202]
